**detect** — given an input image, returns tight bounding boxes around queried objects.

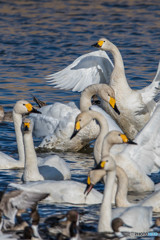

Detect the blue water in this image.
[0,0,160,238]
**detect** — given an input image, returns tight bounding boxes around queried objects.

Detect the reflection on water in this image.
[0,0,160,238]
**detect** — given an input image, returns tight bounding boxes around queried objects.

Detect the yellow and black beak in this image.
[84,176,94,196]
[120,134,137,145]
[70,121,81,140]
[92,40,104,48]
[109,97,120,115]
[24,122,30,132]
[25,103,42,114]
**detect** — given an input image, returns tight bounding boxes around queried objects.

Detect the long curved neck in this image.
[115,166,133,207]
[23,131,41,178]
[88,111,109,164]
[101,134,113,157]
[98,169,116,232]
[80,84,105,112]
[13,111,24,163]
[107,42,131,92]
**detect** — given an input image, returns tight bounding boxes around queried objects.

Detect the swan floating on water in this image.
[113,166,160,213]
[0,100,40,169]
[30,84,121,151]
[85,157,153,233]
[22,118,71,181]
[46,38,160,140]
[0,100,71,180]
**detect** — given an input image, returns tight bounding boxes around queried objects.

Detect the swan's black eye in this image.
[23,104,25,106]
[118,134,121,136]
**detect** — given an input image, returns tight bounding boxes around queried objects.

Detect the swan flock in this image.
[1,37,160,237]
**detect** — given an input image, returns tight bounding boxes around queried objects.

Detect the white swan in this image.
[0,100,41,169]
[71,111,122,164]
[92,38,160,139]
[113,166,160,213]
[0,100,71,181]
[72,111,155,192]
[22,118,71,181]
[85,157,153,233]
[46,38,160,140]
[30,84,121,151]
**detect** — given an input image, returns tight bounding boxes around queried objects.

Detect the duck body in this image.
[0,106,13,122]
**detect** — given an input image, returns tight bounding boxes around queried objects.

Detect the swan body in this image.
[85,157,153,233]
[22,118,71,181]
[0,100,41,169]
[9,180,103,205]
[115,103,160,178]
[30,84,121,151]
[115,166,160,212]
[72,110,154,192]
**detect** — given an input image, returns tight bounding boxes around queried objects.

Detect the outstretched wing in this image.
[10,190,49,210]
[139,61,160,104]
[46,50,114,92]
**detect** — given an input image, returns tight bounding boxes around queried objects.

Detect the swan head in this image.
[70,111,93,139]
[22,118,34,134]
[111,218,132,236]
[99,85,120,115]
[84,156,115,195]
[13,100,41,115]
[92,38,112,51]
[104,130,137,145]
[66,210,79,224]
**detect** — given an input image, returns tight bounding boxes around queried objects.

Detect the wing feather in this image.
[46,50,113,92]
